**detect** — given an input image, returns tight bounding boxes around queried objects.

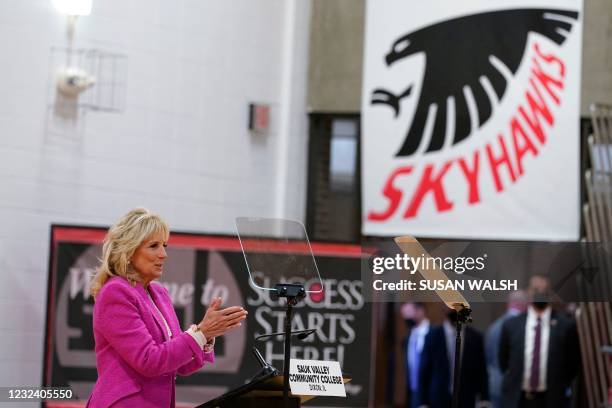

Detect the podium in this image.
[197,372,352,408]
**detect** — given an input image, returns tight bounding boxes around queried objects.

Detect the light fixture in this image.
[52,0,92,16]
[51,0,96,99]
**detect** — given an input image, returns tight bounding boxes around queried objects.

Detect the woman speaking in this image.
[86,208,247,407]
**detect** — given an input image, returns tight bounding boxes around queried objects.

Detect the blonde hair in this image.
[91,208,169,300]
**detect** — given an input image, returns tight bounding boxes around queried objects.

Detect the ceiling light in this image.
[52,0,92,16]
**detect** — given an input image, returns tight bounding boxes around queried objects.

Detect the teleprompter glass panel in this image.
[235,217,324,293]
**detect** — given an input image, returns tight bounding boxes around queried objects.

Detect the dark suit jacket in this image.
[418,325,489,408]
[498,310,580,408]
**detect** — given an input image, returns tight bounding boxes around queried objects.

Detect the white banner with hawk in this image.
[361,0,582,240]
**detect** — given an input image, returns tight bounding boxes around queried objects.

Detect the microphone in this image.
[251,346,278,377]
[297,330,315,340]
[255,328,316,342]
[252,346,267,368]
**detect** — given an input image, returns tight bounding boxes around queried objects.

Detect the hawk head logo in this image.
[371,8,579,157]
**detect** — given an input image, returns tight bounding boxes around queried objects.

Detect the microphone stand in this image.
[451,304,472,408]
[274,283,306,408]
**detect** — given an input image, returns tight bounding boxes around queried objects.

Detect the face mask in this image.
[532,301,549,311]
[532,290,549,311]
[405,318,416,328]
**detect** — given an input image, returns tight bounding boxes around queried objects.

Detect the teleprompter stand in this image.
[451,303,472,408]
[393,236,474,408]
[274,283,306,408]
[227,217,342,408]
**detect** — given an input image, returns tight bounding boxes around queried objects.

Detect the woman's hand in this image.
[197,297,248,339]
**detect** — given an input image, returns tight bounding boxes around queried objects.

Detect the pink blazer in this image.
[87,276,214,408]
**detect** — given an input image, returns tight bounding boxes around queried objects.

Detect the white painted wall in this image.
[0,0,311,389]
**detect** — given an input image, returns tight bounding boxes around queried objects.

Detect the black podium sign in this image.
[43,226,372,407]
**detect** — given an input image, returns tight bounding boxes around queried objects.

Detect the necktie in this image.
[529,317,542,391]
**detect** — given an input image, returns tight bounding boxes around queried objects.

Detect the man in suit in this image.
[417,307,489,408]
[402,302,430,408]
[499,275,580,408]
